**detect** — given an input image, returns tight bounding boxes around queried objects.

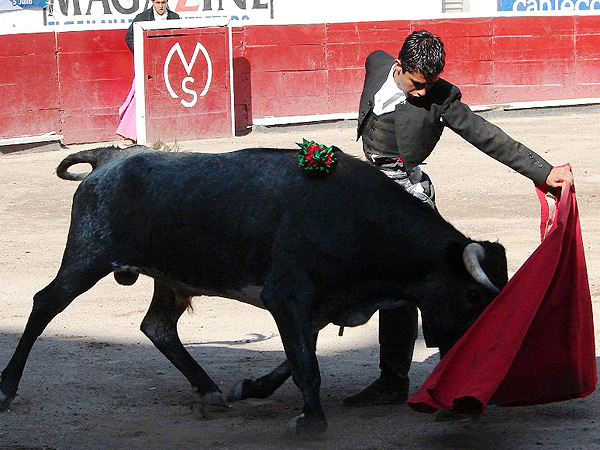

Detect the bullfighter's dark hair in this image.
[398,30,445,77]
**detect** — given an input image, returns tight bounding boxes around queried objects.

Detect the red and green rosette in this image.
[297,139,338,174]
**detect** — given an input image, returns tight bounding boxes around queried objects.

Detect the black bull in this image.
[0,146,508,435]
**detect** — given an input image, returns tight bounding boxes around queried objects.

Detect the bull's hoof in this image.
[227,378,273,402]
[0,390,14,412]
[202,391,230,408]
[227,379,249,403]
[191,391,231,419]
[286,413,328,436]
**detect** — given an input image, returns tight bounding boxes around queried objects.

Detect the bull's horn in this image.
[463,243,500,294]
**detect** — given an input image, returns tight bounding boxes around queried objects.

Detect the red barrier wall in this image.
[1,33,61,138]
[233,16,600,120]
[1,16,599,144]
[57,29,134,144]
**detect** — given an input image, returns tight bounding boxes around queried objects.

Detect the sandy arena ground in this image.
[0,106,599,449]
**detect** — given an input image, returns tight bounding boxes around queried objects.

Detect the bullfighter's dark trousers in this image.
[378,304,418,386]
[374,158,436,388]
[343,158,436,405]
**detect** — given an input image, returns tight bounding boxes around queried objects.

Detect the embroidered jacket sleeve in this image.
[440,84,552,186]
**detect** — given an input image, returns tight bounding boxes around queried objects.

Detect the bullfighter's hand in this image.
[545,165,574,188]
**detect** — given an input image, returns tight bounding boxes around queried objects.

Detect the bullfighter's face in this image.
[393,60,440,98]
[152,0,168,16]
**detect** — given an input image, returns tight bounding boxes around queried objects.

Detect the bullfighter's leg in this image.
[343,165,436,407]
[0,263,110,411]
[343,303,417,406]
[261,285,327,435]
[140,280,228,408]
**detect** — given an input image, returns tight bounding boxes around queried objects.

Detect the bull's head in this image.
[421,240,508,358]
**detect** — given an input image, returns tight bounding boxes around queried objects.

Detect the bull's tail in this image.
[56,141,177,181]
[56,145,148,181]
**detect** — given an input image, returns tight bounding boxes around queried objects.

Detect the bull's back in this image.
[71,147,457,291]
[72,148,360,289]
[92,147,396,230]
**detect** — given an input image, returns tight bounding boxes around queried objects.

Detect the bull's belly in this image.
[113,265,266,308]
[114,266,408,327]
[205,285,266,308]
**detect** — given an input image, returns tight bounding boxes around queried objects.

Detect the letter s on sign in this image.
[181,77,198,108]
[164,42,213,109]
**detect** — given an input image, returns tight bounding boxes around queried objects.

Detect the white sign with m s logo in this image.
[133,18,234,144]
[164,42,213,108]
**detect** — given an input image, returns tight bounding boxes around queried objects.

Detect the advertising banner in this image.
[0,0,47,11]
[44,0,274,29]
[498,0,600,11]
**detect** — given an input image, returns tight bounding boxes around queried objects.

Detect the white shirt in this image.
[373,65,406,116]
[153,9,168,20]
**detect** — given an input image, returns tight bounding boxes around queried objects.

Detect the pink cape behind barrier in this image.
[116,79,137,142]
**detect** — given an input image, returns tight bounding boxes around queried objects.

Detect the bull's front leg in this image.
[261,285,327,435]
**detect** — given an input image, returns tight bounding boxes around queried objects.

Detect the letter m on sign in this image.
[133,18,234,144]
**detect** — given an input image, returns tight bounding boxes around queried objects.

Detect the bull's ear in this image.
[444,240,465,267]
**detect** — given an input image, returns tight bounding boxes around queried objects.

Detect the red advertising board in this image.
[134,19,233,144]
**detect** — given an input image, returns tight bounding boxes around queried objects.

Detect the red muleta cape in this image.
[408,180,597,414]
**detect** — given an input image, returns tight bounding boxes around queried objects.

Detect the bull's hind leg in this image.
[227,332,318,403]
[228,360,291,402]
[140,280,228,409]
[0,264,109,411]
